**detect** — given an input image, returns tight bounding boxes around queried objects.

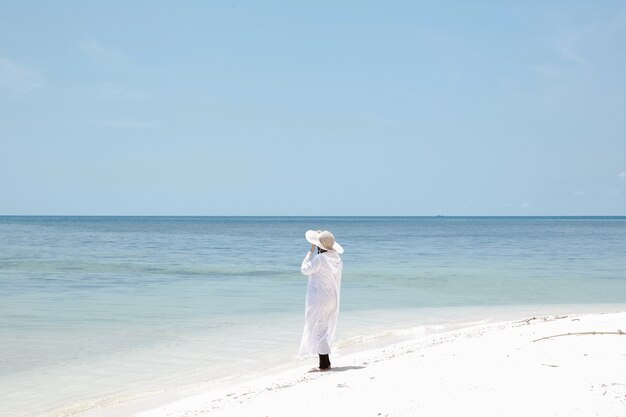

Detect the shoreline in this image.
[80,306,626,417]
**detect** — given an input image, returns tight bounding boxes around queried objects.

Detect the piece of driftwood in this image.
[519,315,568,325]
[533,330,625,342]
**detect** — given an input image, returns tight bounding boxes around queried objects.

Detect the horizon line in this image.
[1,214,625,218]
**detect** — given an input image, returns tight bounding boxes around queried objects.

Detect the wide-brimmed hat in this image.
[305,230,344,254]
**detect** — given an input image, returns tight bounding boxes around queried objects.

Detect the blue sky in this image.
[1,1,625,215]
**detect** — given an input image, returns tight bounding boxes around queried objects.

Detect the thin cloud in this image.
[92,82,151,101]
[618,172,626,179]
[546,6,626,74]
[0,57,41,94]
[552,14,599,67]
[529,64,561,78]
[604,3,626,34]
[554,37,587,66]
[101,119,154,129]
[70,119,155,129]
[78,40,125,66]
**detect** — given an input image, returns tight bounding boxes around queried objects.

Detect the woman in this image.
[299,230,344,370]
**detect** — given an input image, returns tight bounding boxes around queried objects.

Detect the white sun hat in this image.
[305,230,344,254]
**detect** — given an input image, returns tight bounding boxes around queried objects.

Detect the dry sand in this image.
[130,311,626,417]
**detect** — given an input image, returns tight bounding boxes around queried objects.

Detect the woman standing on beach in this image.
[299,230,344,370]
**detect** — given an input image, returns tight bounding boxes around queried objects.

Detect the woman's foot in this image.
[318,354,331,370]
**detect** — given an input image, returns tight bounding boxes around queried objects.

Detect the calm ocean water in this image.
[1,216,625,416]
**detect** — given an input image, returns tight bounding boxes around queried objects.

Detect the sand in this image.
[127,311,626,417]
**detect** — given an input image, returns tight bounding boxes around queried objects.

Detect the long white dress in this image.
[299,250,343,356]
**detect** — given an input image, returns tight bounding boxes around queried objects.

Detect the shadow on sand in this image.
[330,365,366,372]
[308,365,366,373]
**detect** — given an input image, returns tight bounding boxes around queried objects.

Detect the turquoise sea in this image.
[1,216,625,417]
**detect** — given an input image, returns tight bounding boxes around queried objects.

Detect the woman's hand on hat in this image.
[310,244,317,253]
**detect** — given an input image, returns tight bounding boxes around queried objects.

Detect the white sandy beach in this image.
[115,310,626,417]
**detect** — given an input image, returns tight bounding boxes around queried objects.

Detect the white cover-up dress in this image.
[299,250,343,356]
